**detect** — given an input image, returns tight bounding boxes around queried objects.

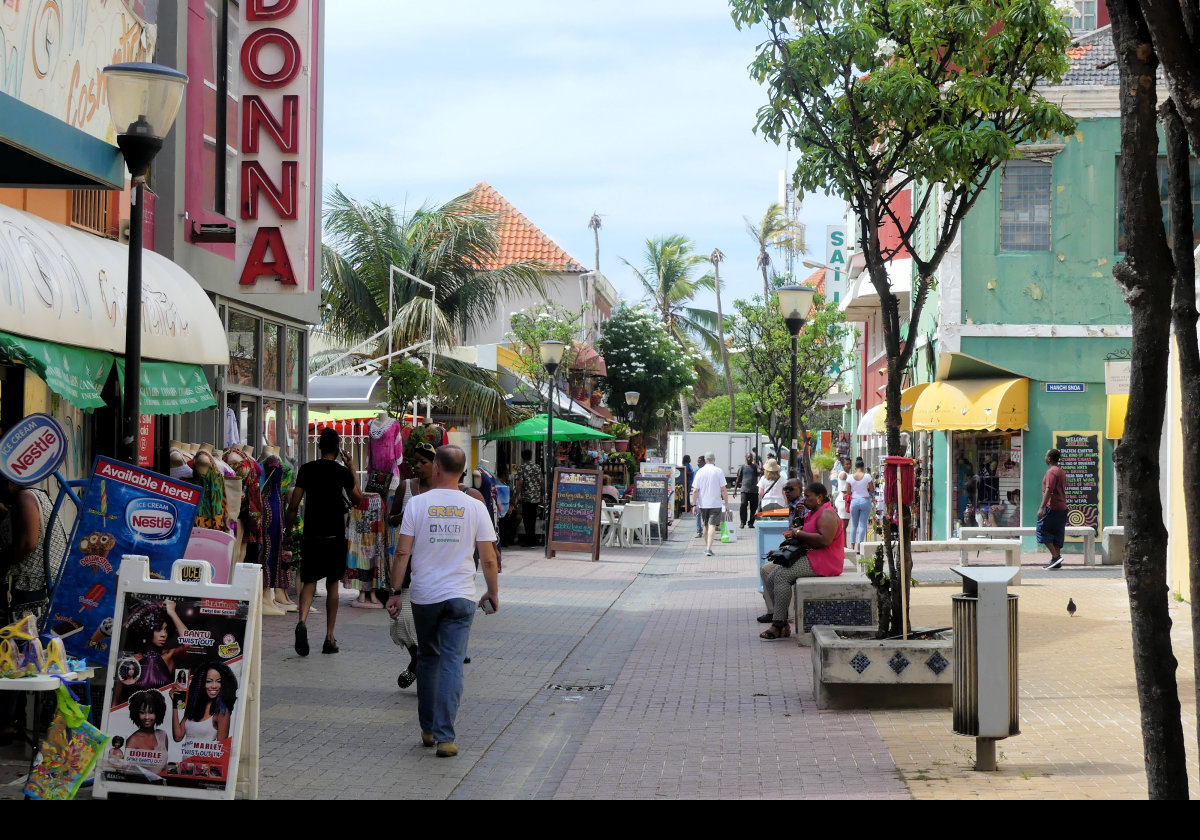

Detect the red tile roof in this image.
[468,182,585,273]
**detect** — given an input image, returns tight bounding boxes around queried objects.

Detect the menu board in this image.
[633,475,670,536]
[547,468,602,562]
[1053,431,1102,533]
[45,456,201,663]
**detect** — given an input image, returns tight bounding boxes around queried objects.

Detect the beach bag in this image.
[24,685,108,800]
[365,469,392,496]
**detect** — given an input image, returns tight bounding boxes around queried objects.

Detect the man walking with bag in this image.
[736,452,759,529]
[691,451,729,557]
[387,445,499,757]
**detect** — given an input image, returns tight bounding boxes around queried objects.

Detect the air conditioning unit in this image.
[118,219,131,244]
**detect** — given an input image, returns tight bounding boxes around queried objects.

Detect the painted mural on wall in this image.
[0,0,158,143]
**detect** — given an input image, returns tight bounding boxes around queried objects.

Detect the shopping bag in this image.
[726,514,738,542]
[720,519,731,543]
[24,685,108,800]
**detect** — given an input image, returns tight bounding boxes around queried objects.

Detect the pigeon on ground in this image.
[1067,598,1077,617]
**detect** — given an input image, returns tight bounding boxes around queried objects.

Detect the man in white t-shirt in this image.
[691,451,729,557]
[387,445,498,758]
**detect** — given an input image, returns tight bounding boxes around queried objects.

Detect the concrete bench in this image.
[792,573,876,647]
[959,525,1098,566]
[1102,526,1125,565]
[862,538,1023,584]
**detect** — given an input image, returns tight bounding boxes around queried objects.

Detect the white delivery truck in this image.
[667,431,776,487]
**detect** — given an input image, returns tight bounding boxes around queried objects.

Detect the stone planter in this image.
[810,625,953,710]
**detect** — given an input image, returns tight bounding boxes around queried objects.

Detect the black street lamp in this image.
[540,339,566,553]
[752,400,763,469]
[623,389,640,423]
[103,62,188,464]
[776,285,816,479]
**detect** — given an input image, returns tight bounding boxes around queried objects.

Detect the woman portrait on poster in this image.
[171,661,238,748]
[115,599,189,703]
[124,690,169,775]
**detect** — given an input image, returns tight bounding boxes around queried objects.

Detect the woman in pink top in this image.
[760,482,847,640]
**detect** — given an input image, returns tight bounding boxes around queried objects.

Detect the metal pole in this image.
[545,373,555,558]
[121,178,145,464]
[789,332,798,479]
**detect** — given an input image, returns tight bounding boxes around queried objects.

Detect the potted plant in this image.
[608,421,631,451]
[810,451,835,483]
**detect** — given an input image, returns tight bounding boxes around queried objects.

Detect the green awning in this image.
[0,332,113,409]
[114,359,217,414]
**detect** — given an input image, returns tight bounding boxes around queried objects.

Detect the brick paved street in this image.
[3,521,1197,799]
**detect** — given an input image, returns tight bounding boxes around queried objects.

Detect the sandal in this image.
[759,621,791,641]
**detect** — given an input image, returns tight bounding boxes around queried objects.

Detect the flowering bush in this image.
[598,304,696,432]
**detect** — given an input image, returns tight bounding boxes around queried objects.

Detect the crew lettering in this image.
[427,505,465,517]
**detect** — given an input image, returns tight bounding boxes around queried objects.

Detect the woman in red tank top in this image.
[760,482,847,640]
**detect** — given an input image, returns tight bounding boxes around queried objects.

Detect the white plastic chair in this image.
[647,502,662,544]
[620,502,650,547]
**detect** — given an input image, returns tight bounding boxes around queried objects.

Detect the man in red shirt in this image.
[1038,448,1069,570]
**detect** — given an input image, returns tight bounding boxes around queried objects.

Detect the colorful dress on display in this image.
[193,467,228,531]
[259,456,289,590]
[346,494,388,592]
[228,452,263,552]
[368,417,402,475]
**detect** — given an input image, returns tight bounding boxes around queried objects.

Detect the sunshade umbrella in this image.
[478,414,614,442]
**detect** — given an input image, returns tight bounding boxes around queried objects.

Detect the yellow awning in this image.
[872,383,931,432]
[911,378,1029,432]
[1106,394,1128,439]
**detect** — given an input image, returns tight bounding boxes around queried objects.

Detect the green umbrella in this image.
[478,413,614,442]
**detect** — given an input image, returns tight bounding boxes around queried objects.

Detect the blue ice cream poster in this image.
[45,456,201,663]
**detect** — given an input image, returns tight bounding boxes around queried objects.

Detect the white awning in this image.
[856,404,882,436]
[308,374,383,409]
[0,203,228,364]
[840,257,913,322]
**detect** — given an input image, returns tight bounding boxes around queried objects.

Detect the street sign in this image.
[1045,383,1086,393]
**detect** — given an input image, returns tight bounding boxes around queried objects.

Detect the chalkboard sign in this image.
[547,467,603,562]
[633,475,670,537]
[1053,430,1102,533]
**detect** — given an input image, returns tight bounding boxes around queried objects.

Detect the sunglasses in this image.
[414,442,437,461]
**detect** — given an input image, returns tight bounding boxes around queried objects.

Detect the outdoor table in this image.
[601,505,625,547]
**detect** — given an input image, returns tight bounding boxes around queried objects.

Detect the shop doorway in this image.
[951,430,1024,534]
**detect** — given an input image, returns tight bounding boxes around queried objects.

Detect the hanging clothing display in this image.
[259,455,290,591]
[224,407,240,448]
[346,494,388,592]
[368,416,403,475]
[227,449,263,547]
[192,456,228,531]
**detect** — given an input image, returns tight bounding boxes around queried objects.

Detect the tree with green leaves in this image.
[690,393,762,433]
[727,292,851,472]
[597,304,697,441]
[622,235,719,430]
[319,186,547,428]
[505,302,585,416]
[732,0,1076,633]
[745,202,804,301]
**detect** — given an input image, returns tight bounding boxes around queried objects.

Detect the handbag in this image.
[765,541,807,569]
[365,469,392,496]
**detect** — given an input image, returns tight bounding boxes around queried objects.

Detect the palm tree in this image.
[745,202,803,300]
[320,186,548,428]
[588,212,603,271]
[621,235,720,431]
[709,248,736,433]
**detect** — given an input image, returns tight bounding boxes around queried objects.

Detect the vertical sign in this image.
[236,0,316,294]
[1052,431,1102,534]
[825,225,848,301]
[632,475,670,537]
[138,414,156,468]
[44,457,200,662]
[547,468,603,562]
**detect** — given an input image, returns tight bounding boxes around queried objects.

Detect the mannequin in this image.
[169,441,192,481]
[192,451,228,531]
[263,445,280,458]
[368,408,402,475]
[259,454,292,611]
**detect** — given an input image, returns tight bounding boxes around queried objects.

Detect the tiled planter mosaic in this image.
[810,625,953,710]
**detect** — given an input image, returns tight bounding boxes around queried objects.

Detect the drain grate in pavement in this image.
[546,683,612,692]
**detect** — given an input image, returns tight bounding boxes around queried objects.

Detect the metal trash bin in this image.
[951,567,1020,770]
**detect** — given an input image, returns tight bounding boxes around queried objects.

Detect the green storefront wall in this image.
[929,335,1127,546]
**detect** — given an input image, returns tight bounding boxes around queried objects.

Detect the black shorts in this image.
[1037,508,1068,548]
[301,535,349,584]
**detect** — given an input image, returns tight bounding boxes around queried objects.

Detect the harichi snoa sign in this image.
[236,0,319,295]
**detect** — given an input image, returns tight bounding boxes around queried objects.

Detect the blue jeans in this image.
[412,598,476,743]
[849,497,872,544]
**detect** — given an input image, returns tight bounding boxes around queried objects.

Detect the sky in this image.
[321,1,846,312]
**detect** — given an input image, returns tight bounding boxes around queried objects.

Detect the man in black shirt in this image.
[284,428,363,656]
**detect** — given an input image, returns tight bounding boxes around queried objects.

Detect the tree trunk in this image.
[1162,99,1200,762]
[679,391,690,432]
[1108,0,1189,799]
[711,250,736,433]
[760,250,771,302]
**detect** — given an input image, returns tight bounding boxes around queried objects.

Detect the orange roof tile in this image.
[803,266,827,298]
[468,182,585,273]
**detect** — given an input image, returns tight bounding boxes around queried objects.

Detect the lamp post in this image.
[776,285,816,479]
[103,62,188,464]
[540,339,566,555]
[752,400,763,471]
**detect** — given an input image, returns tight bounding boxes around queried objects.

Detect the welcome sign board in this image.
[547,468,602,562]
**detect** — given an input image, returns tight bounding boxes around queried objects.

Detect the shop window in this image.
[286,328,303,393]
[1115,157,1200,252]
[228,311,259,387]
[234,394,258,452]
[262,398,279,452]
[202,0,240,216]
[285,401,302,461]
[263,322,281,392]
[953,431,1023,530]
[999,161,1052,251]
